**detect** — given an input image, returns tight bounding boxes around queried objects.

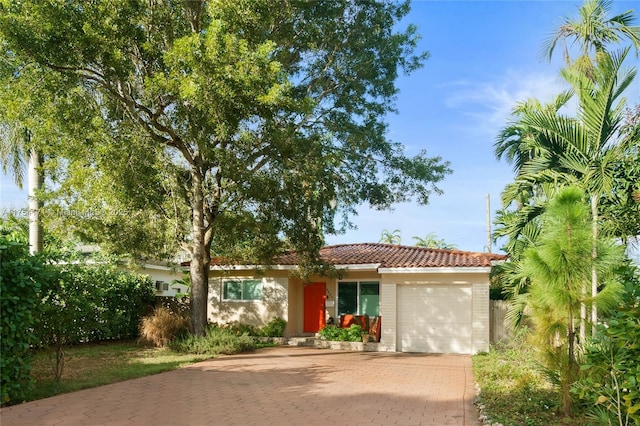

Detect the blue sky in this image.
[1,1,639,254]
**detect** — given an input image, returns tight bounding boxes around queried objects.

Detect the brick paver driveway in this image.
[0,347,480,425]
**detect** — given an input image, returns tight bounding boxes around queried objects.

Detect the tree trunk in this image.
[564,309,576,417]
[189,169,210,336]
[590,194,598,336]
[28,147,43,254]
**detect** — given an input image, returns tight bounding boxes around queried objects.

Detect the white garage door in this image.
[397,284,472,354]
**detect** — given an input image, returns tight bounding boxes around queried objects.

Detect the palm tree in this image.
[412,232,457,249]
[379,229,401,245]
[491,182,562,329]
[494,91,574,240]
[495,91,573,179]
[517,48,635,333]
[542,0,640,66]
[0,125,43,254]
[493,95,574,326]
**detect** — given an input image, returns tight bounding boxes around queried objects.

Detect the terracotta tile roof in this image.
[211,243,507,269]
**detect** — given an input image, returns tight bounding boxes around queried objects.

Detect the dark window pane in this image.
[224,281,242,300]
[338,282,357,315]
[243,280,262,300]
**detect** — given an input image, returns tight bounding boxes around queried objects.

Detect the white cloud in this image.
[444,69,570,136]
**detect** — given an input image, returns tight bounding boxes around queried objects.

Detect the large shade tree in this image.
[0,1,451,335]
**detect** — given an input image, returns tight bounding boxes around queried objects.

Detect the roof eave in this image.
[210,263,382,272]
[210,264,298,271]
[378,266,493,274]
[335,263,381,271]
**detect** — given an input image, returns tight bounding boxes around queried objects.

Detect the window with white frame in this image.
[337,281,379,316]
[223,279,262,301]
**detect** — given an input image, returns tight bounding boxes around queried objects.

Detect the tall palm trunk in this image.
[590,194,599,336]
[28,147,43,254]
[580,284,587,342]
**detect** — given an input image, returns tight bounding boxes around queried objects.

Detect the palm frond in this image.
[0,124,29,188]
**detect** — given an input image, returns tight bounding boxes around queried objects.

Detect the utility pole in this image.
[486,193,491,253]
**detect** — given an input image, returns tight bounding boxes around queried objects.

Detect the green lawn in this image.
[472,334,594,426]
[24,341,212,403]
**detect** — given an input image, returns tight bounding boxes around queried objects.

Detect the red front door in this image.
[304,282,326,333]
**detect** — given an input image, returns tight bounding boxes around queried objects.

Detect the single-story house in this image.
[208,243,507,354]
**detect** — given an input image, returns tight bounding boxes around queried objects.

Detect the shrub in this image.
[169,325,255,355]
[473,329,562,425]
[36,264,155,346]
[0,231,44,404]
[259,317,286,337]
[155,296,190,317]
[95,267,156,340]
[318,324,363,342]
[139,307,190,347]
[318,325,341,340]
[574,306,640,424]
[37,265,92,382]
[224,322,259,336]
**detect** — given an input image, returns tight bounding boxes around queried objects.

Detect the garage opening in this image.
[396,284,472,354]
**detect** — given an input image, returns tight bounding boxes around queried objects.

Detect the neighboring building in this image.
[130,261,189,297]
[77,245,190,297]
[208,243,506,354]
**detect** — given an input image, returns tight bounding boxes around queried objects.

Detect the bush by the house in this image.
[169,325,255,355]
[154,296,190,317]
[223,321,260,337]
[318,324,363,342]
[0,231,44,404]
[139,307,190,348]
[259,317,287,337]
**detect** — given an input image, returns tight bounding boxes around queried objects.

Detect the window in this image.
[155,281,169,291]
[337,281,379,316]
[223,279,262,301]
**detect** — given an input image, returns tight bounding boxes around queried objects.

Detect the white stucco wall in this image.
[126,264,188,297]
[208,276,289,327]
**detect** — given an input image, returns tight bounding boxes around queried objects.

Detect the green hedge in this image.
[37,264,155,346]
[1,227,155,403]
[0,231,44,404]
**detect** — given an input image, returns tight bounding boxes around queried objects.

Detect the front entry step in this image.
[287,337,316,347]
